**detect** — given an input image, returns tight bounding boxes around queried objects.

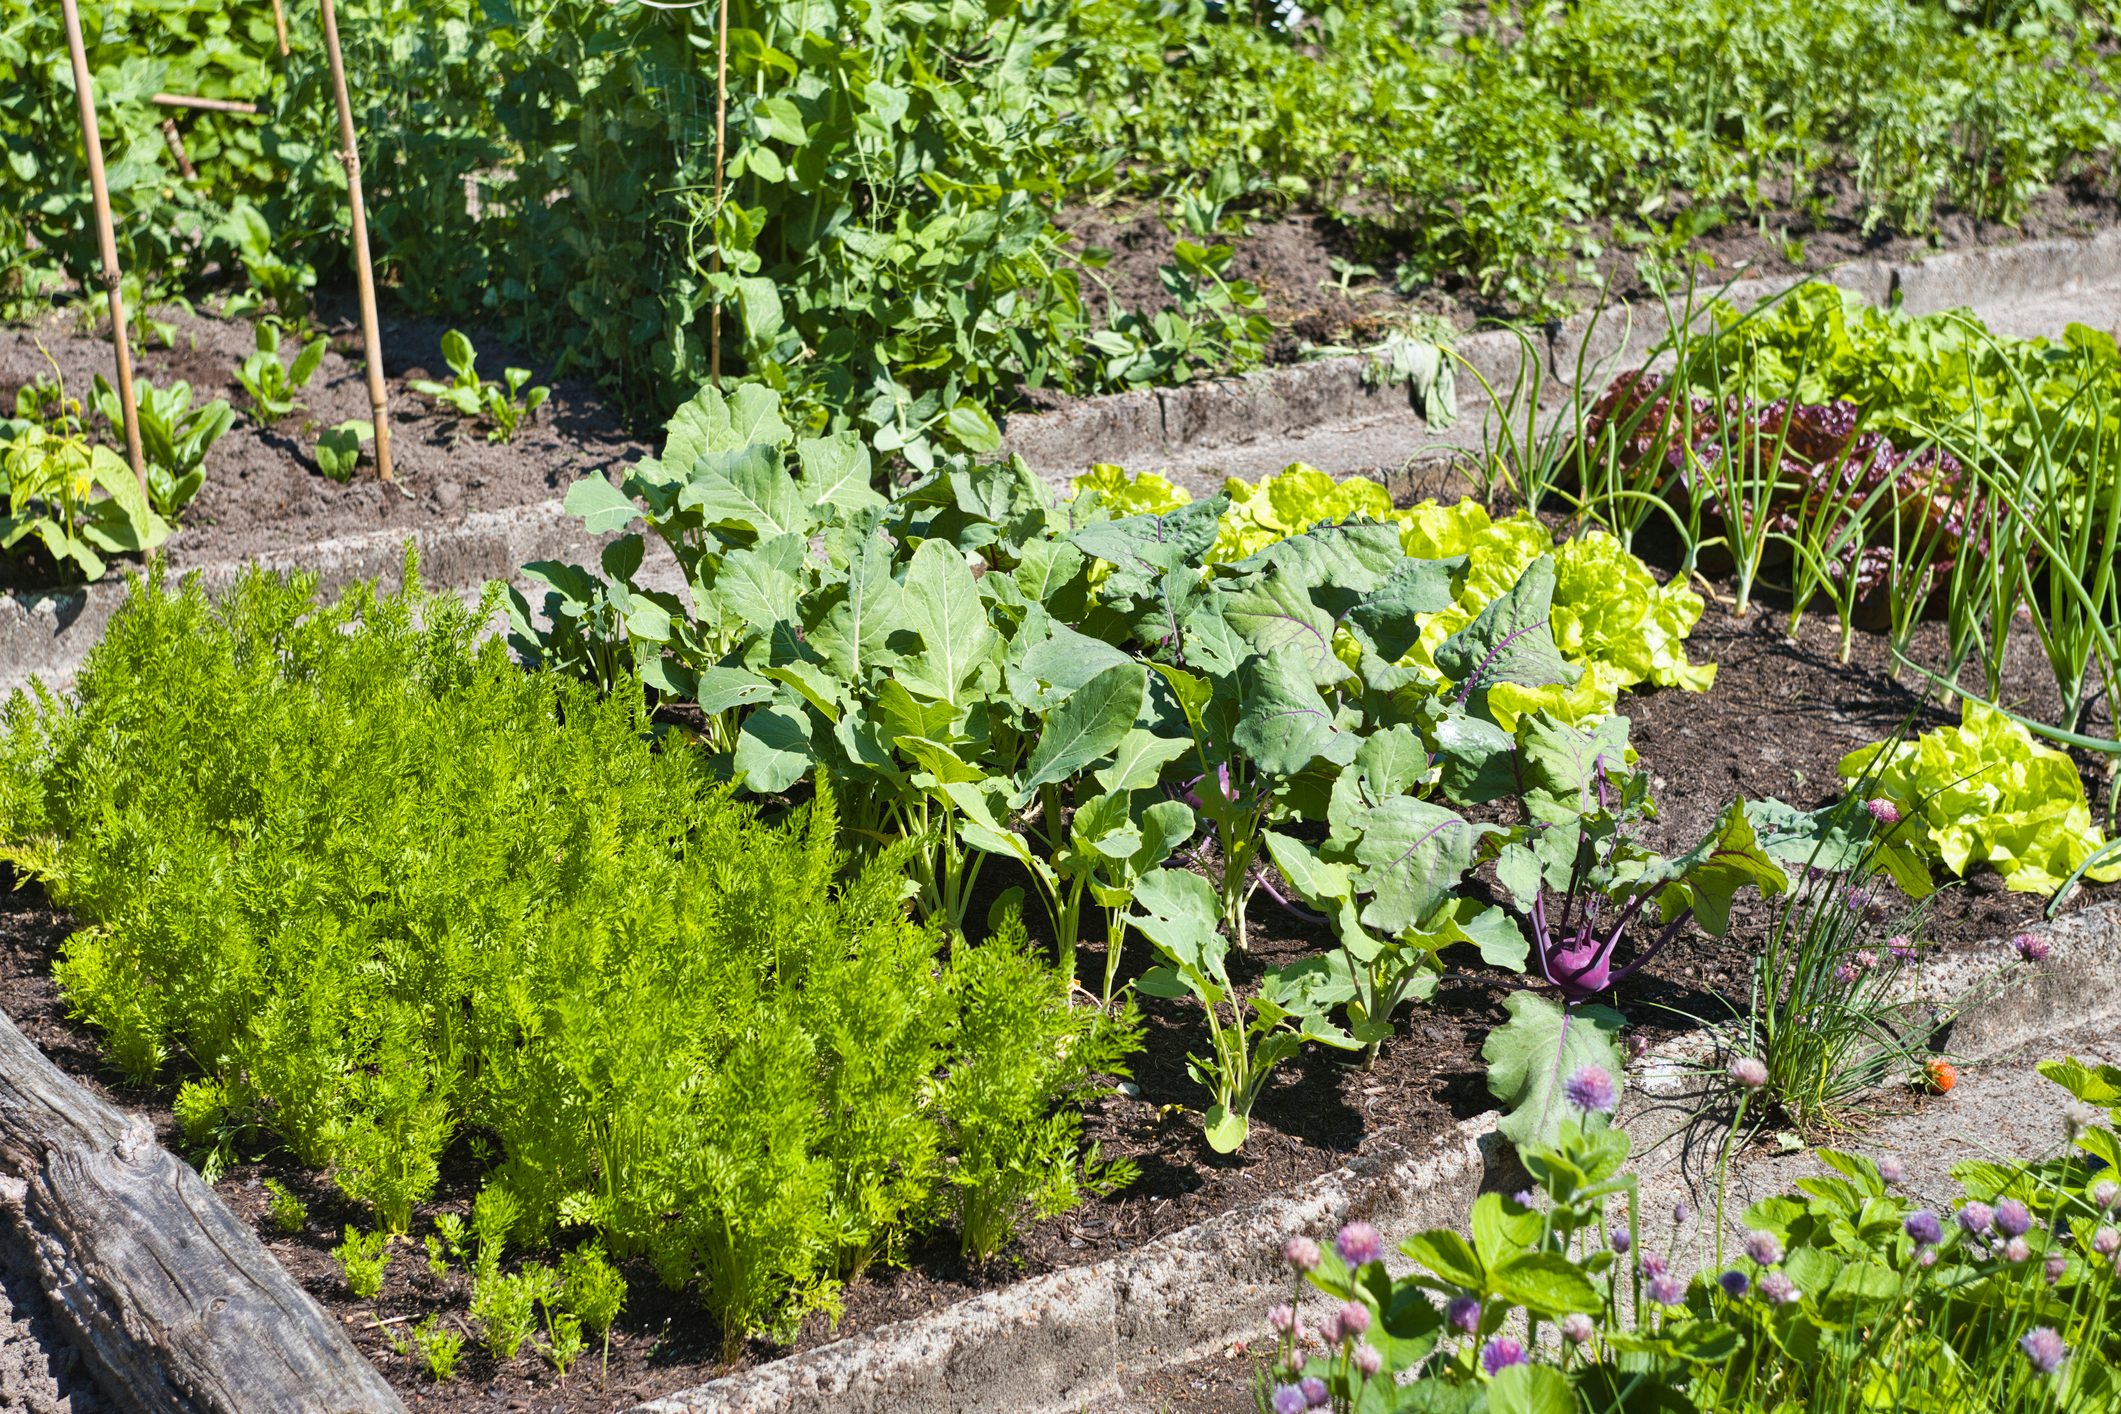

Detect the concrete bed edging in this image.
[635,895,2119,1414]
[1002,224,2121,478]
[0,496,599,698]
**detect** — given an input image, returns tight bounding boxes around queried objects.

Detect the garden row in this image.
[5,0,2121,440]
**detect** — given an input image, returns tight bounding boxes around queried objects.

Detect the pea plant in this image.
[410,330,549,443]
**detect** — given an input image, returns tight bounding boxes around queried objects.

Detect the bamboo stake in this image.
[708,0,730,389]
[161,119,196,180]
[316,0,393,482]
[270,0,290,56]
[59,0,146,491]
[151,92,260,114]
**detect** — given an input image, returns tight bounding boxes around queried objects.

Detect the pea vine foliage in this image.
[518,385,1859,1154]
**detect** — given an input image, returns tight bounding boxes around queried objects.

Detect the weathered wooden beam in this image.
[0,1007,405,1414]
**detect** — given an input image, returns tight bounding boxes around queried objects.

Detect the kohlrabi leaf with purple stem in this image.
[1430,707,1519,806]
[1325,783,1499,936]
[1225,519,1408,613]
[1619,798,1789,936]
[1743,797,1935,899]
[1215,560,1350,686]
[1513,711,1641,825]
[1484,990,1627,1152]
[1433,555,1581,724]
[1345,554,1466,661]
[1232,653,1359,775]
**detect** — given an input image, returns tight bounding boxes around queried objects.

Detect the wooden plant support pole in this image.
[270,0,290,56]
[708,0,730,389]
[317,0,393,481]
[161,119,197,180]
[0,1007,408,1412]
[59,0,146,491]
[151,92,260,114]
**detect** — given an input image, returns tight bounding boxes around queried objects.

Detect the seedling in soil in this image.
[412,1314,462,1382]
[334,1226,391,1300]
[410,329,548,443]
[316,419,373,483]
[264,1178,308,1236]
[93,373,232,519]
[236,320,326,424]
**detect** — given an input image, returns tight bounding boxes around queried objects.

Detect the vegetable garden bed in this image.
[0,551,2106,1411]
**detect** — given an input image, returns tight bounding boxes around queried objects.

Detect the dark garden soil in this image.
[0,563,2108,1408]
[1045,172,2121,387]
[0,296,648,593]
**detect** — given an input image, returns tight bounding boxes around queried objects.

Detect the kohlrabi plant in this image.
[411,329,548,443]
[235,320,326,424]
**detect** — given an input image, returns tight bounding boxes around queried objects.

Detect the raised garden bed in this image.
[0,559,2107,1411]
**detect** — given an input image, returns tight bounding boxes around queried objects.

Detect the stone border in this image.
[634,896,2120,1413]
[0,497,600,698]
[1002,226,2121,478]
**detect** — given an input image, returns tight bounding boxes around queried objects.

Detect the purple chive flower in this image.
[2045,1254,2068,1285]
[1512,1190,1538,1208]
[1853,949,1879,970]
[1300,1376,1330,1408]
[2015,932,2050,963]
[2020,1327,2068,1375]
[1625,1033,1651,1063]
[1887,935,1918,963]
[2094,1228,2120,1257]
[2065,1103,2098,1141]
[1610,1226,1632,1256]
[1957,1202,1993,1235]
[1283,1236,1321,1270]
[1267,1303,1296,1334]
[1673,1201,1693,1225]
[1834,962,1859,985]
[1719,1269,1750,1298]
[1316,1310,1344,1346]
[1904,1210,1943,1247]
[2005,1236,2032,1263]
[1877,1155,1907,1185]
[1480,1337,1528,1375]
[1338,1301,1371,1337]
[1559,1313,1595,1345]
[2093,1181,2119,1212]
[1647,1273,1687,1306]
[1758,1271,1801,1305]
[1564,1064,1618,1115]
[1745,1231,1783,1265]
[1917,1247,1938,1268]
[1639,1252,1669,1279]
[1729,1056,1768,1090]
[1865,797,1901,826]
[1996,1199,2033,1238]
[1272,1385,1308,1414]
[1446,1295,1482,1333]
[1353,1342,1383,1377]
[1336,1221,1384,1266]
